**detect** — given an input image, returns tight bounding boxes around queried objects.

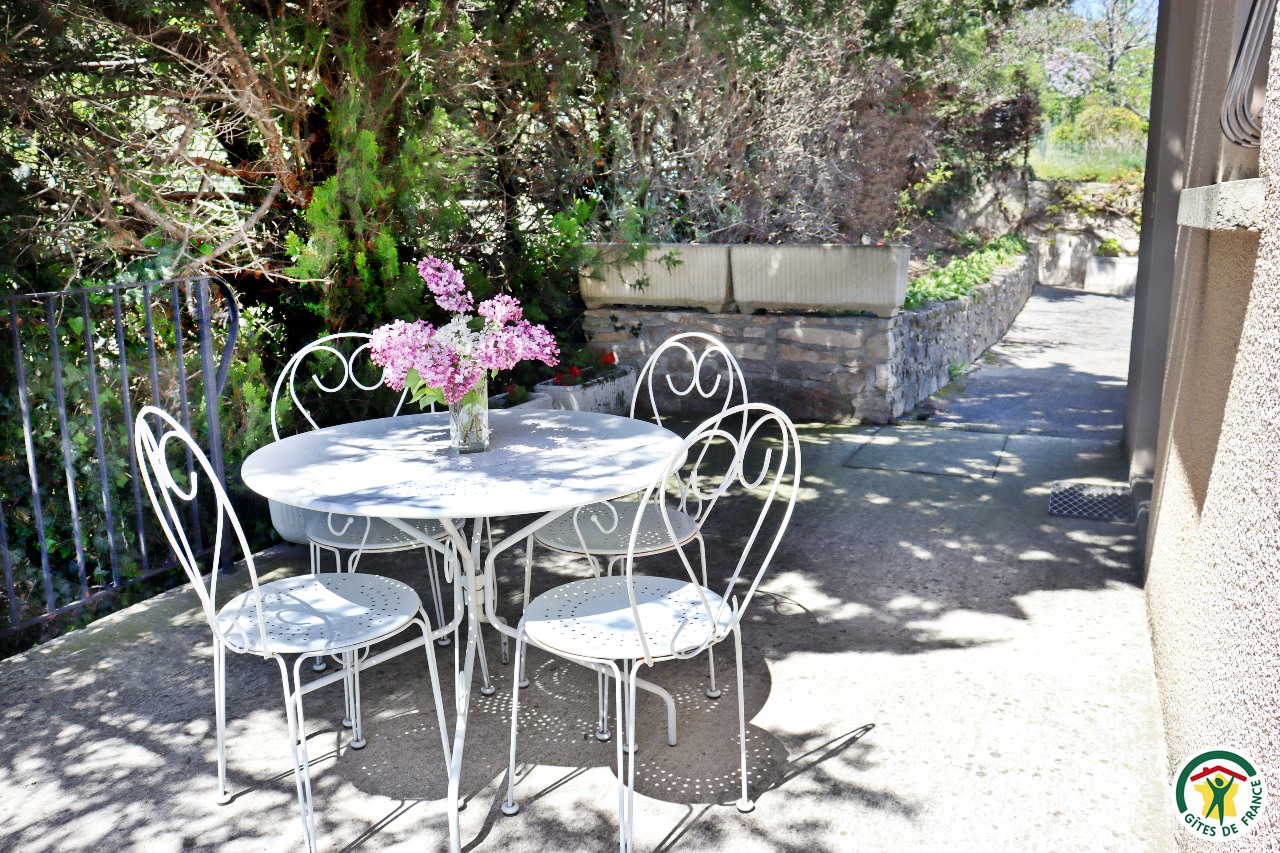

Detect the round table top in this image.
[241,409,685,520]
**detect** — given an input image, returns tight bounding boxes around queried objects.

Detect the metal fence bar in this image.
[80,292,122,587]
[10,301,56,615]
[0,503,17,628]
[0,277,240,640]
[196,280,226,486]
[169,281,202,554]
[143,283,162,410]
[45,298,91,600]
[113,290,150,577]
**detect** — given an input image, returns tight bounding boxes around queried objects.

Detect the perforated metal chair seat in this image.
[217,573,421,655]
[305,515,447,551]
[523,576,734,662]
[533,502,698,557]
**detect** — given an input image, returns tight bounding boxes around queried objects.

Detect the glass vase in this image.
[449,375,490,454]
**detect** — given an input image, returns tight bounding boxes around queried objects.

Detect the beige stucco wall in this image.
[1143,3,1280,849]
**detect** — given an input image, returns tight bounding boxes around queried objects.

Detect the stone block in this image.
[866,332,897,360]
[727,343,770,362]
[777,325,864,349]
[778,344,838,365]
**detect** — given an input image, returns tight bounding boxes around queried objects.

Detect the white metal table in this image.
[241,408,683,852]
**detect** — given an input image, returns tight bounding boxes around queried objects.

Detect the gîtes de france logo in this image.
[1173,748,1266,841]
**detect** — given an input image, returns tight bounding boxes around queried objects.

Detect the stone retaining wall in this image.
[583,253,1036,422]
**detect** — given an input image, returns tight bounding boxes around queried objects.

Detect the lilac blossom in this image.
[369,319,435,390]
[418,256,473,314]
[371,258,560,406]
[478,294,522,325]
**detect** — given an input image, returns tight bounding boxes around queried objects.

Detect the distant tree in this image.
[1077,0,1156,120]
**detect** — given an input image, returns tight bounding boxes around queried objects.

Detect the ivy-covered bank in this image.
[583,253,1036,423]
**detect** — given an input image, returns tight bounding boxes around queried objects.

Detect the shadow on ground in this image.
[0,411,1169,851]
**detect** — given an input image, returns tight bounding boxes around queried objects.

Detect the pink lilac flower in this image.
[418,256,473,314]
[478,294,522,326]
[369,319,435,390]
[371,257,560,405]
[511,321,560,365]
[432,352,486,405]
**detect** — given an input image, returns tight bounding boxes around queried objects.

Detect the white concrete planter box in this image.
[489,390,553,410]
[1084,256,1139,297]
[580,244,733,312]
[730,244,910,318]
[535,365,636,414]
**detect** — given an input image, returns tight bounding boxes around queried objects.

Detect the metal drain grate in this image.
[1049,481,1134,522]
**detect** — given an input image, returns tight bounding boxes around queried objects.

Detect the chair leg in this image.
[616,659,632,853]
[733,626,754,814]
[417,615,452,766]
[595,669,611,741]
[696,533,719,699]
[213,642,231,804]
[501,631,527,816]
[341,650,355,729]
[347,650,366,749]
[308,544,328,673]
[278,657,319,853]
[426,545,451,647]
[476,622,496,696]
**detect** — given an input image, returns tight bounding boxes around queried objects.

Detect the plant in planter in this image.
[579,243,734,312]
[535,350,636,413]
[489,384,552,410]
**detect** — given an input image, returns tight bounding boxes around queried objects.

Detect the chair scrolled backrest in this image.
[624,402,800,666]
[134,406,271,656]
[270,332,409,440]
[630,333,748,430]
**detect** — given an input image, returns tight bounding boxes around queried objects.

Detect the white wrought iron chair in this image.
[502,403,800,852]
[271,333,455,632]
[134,406,452,853]
[521,332,748,700]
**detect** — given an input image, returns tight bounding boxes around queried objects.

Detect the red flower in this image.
[553,373,563,385]
[568,365,582,377]
[599,351,617,366]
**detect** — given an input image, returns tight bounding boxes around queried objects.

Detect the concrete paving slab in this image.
[843,424,1010,479]
[927,286,1133,439]
[0,419,1174,853]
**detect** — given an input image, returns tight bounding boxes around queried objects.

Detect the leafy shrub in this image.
[1097,238,1124,257]
[1049,103,1146,149]
[904,235,1030,309]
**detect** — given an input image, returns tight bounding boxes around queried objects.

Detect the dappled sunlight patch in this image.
[883,595,943,614]
[902,610,1024,645]
[763,572,868,623]
[896,541,934,560]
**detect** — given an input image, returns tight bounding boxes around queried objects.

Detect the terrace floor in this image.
[0,287,1174,852]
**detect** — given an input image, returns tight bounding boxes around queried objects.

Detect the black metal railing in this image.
[0,277,238,639]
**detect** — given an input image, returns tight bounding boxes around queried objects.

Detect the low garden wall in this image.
[583,253,1036,422]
